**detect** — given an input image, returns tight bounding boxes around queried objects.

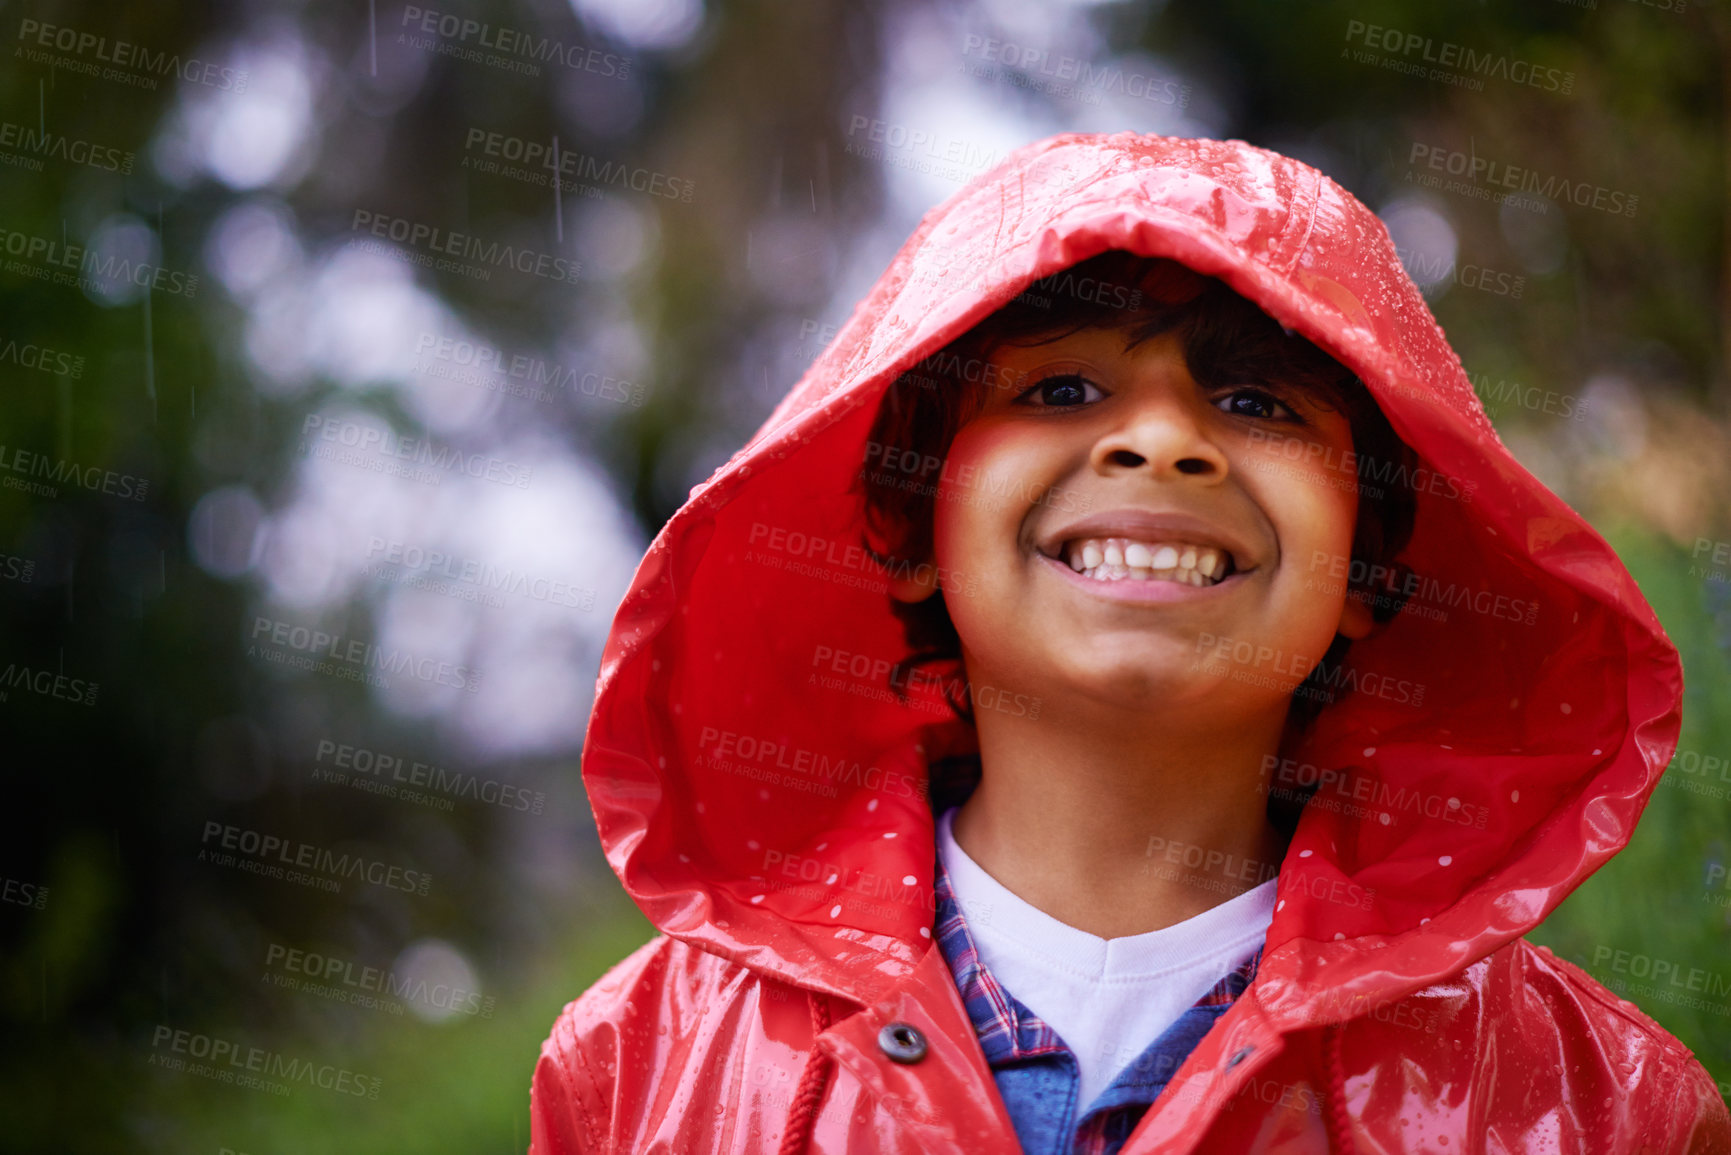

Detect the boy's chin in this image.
[1043,662,1281,716]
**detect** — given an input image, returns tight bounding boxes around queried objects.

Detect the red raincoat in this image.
[530,133,1731,1153]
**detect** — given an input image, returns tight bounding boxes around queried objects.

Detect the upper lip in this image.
[1035,508,1260,573]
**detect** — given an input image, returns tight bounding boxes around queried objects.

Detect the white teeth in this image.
[1056,535,1236,587]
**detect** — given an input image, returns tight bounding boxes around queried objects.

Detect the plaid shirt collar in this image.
[931,840,1263,1082]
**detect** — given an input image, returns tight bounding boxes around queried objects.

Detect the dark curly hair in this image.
[847,251,1419,831]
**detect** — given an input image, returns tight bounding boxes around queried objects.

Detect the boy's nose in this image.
[1091,393,1229,481]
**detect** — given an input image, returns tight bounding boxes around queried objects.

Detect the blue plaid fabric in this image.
[932,846,1263,1155]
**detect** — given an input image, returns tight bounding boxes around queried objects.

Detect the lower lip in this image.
[1037,550,1249,603]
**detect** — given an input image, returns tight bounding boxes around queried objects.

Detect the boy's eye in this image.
[1214,387,1297,421]
[1015,373,1105,408]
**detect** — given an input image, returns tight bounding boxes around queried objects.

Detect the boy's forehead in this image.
[988,322,1183,362]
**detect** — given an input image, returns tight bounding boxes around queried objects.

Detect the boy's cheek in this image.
[1241,463,1358,563]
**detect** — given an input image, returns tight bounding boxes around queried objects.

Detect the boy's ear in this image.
[1336,590,1374,640]
[888,566,941,604]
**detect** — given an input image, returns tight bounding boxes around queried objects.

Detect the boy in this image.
[530,133,1731,1153]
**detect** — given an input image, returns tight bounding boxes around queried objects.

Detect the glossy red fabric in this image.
[530,132,1731,1153]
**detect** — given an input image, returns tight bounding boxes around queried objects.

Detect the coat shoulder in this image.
[1399,938,1731,1150]
[1491,938,1706,1063]
[1329,939,1729,1152]
[537,932,748,1076]
[531,934,665,1155]
[529,935,763,1155]
[1504,940,1731,1149]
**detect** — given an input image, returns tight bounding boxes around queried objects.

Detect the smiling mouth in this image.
[1049,536,1238,587]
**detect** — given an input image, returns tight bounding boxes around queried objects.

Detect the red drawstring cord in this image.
[1324,1022,1356,1155]
[778,991,835,1155]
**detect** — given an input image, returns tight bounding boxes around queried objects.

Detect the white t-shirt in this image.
[936,805,1276,1110]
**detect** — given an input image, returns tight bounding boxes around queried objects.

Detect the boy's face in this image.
[915,324,1373,720]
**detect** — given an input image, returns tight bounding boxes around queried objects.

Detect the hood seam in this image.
[1275,163,1324,277]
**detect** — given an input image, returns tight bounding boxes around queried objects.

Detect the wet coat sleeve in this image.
[1673,1052,1731,1154]
[530,1009,611,1155]
[529,935,671,1155]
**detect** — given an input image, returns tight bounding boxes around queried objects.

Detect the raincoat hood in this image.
[580,131,1683,1027]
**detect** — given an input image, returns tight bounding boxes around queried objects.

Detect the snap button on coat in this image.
[878,1022,928,1064]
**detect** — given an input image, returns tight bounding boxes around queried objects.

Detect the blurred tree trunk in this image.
[1711,1,1731,416]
